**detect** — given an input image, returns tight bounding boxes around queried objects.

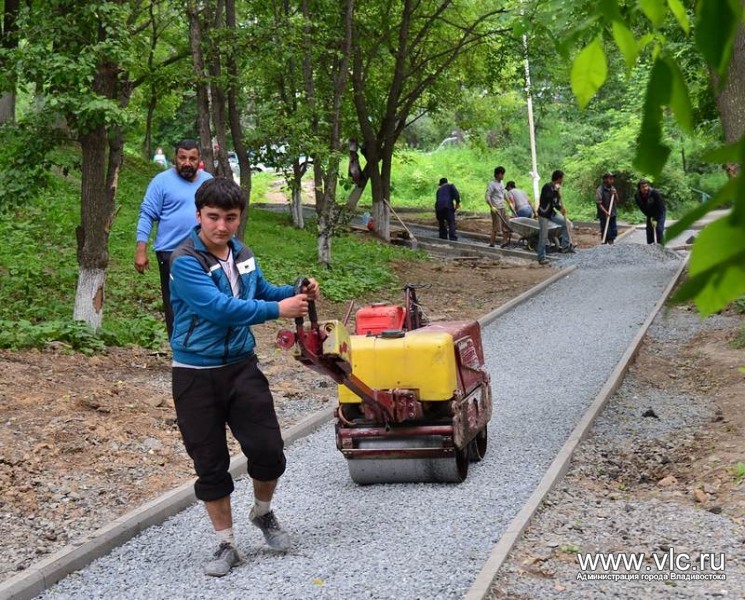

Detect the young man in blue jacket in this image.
[169,177,319,577]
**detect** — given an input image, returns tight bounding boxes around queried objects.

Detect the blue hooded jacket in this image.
[169,227,294,366]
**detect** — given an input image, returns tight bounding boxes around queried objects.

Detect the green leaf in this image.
[675,206,745,316]
[634,58,671,177]
[598,0,622,21]
[634,128,670,178]
[667,0,690,34]
[664,178,737,241]
[640,0,667,27]
[612,22,638,73]
[571,37,608,109]
[702,139,745,164]
[688,214,745,274]
[676,251,745,316]
[695,0,741,75]
[664,56,694,133]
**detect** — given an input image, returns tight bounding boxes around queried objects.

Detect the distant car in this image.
[226,151,270,175]
[227,151,240,176]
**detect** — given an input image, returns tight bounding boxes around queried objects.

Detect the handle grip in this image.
[293,276,317,326]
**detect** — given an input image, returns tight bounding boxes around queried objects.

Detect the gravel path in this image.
[34,240,683,600]
[489,304,745,599]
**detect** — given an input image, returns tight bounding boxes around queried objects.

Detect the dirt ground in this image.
[1,215,742,584]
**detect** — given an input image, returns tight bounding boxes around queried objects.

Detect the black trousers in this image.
[436,207,457,240]
[172,355,287,501]
[155,251,174,339]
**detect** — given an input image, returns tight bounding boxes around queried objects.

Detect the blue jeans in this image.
[516,205,533,218]
[537,214,570,260]
[646,210,665,244]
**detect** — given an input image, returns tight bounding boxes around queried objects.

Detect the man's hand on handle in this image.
[278,277,319,318]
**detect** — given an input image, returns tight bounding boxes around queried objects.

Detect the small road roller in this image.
[277,279,492,484]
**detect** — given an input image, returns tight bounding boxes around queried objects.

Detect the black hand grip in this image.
[293,276,317,327]
[293,276,308,295]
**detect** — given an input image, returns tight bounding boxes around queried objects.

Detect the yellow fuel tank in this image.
[338,330,457,403]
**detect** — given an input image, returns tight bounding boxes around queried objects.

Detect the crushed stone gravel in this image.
[28,241,686,600]
[489,307,745,599]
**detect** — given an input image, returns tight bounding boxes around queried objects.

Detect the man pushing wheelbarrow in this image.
[536,170,575,265]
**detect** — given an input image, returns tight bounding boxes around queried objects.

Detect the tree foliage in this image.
[555,0,745,316]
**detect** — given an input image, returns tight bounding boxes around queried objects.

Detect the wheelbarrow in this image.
[508,217,562,252]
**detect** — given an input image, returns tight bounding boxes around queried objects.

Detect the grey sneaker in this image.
[204,542,241,577]
[250,509,292,551]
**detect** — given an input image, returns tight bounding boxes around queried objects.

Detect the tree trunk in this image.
[290,160,305,229]
[188,1,214,172]
[317,211,332,266]
[0,93,14,124]
[206,0,230,178]
[144,87,156,160]
[0,0,20,124]
[224,0,252,240]
[712,3,745,144]
[74,127,117,329]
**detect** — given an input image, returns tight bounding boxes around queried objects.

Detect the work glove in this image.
[490,206,497,215]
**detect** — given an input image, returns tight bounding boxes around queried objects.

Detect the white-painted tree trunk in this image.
[291,187,305,229]
[72,267,106,330]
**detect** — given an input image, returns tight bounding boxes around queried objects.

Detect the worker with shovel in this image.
[634,179,666,244]
[595,172,618,244]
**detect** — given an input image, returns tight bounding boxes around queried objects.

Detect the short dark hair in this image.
[195,177,246,212]
[551,170,564,181]
[505,181,516,190]
[175,139,200,154]
[439,177,448,185]
[494,166,505,177]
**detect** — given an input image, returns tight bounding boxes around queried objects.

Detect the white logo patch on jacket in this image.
[237,257,256,275]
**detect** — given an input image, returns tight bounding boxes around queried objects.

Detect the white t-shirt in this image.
[217,249,240,298]
[485,179,506,209]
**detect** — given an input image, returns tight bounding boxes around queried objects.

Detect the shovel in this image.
[601,192,616,244]
[383,198,418,248]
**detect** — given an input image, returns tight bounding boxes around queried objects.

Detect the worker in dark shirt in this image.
[435,177,461,241]
[536,170,574,264]
[635,179,666,244]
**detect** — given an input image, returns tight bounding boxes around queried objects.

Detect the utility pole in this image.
[523,28,540,202]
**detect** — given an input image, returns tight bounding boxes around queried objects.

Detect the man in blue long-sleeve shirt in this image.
[134,139,213,337]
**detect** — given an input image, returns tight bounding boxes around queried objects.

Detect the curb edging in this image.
[464,255,690,600]
[0,407,335,600]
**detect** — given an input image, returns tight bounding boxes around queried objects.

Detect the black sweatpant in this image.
[172,355,286,501]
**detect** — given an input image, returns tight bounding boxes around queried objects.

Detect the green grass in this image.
[0,150,422,351]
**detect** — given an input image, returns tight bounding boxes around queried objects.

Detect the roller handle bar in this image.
[293,276,318,328]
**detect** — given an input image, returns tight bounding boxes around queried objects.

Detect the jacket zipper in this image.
[223,327,233,363]
[184,315,198,348]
